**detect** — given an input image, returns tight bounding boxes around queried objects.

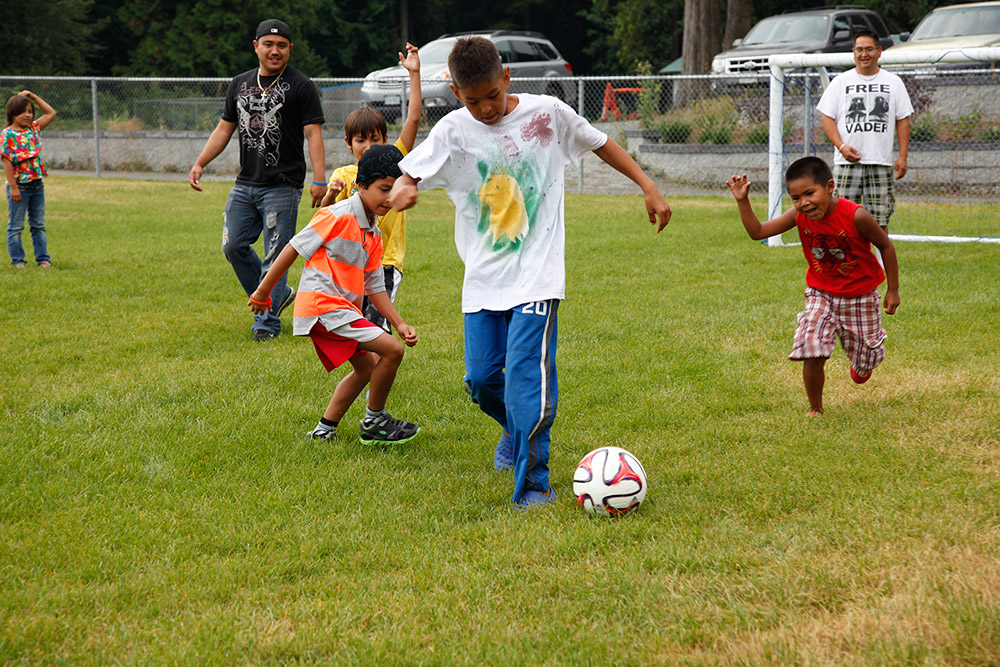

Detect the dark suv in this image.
[360,30,575,121]
[711,6,893,76]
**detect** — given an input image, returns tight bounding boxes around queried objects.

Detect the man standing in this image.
[189,19,327,340]
[818,30,913,232]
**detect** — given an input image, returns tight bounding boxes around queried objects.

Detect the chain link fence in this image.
[2,72,997,237]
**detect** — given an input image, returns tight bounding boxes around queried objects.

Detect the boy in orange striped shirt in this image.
[249,144,419,444]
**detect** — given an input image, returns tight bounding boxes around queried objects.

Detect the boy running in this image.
[321,43,421,333]
[726,157,900,417]
[388,36,671,507]
[249,144,419,444]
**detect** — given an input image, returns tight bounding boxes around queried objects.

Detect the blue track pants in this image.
[464,299,559,503]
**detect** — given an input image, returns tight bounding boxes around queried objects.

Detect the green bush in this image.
[978,126,1000,141]
[659,119,692,143]
[911,117,938,142]
[744,124,769,145]
[699,126,733,145]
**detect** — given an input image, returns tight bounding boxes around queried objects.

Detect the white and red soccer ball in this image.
[572,446,647,516]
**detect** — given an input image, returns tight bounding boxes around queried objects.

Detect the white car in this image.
[886,1,1000,62]
[360,30,576,122]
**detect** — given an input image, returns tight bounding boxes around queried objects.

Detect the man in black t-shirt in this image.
[189,19,326,341]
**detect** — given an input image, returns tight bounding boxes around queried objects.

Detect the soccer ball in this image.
[572,446,647,516]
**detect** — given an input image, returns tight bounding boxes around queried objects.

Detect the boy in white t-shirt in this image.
[388,36,671,507]
[818,30,913,230]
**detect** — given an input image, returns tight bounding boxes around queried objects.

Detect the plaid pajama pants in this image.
[833,163,895,227]
[790,287,887,374]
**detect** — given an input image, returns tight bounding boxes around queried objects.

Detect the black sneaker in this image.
[276,286,296,318]
[253,329,278,342]
[359,412,420,445]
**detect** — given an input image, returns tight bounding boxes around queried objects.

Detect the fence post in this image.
[577,77,585,194]
[803,72,813,159]
[91,79,102,177]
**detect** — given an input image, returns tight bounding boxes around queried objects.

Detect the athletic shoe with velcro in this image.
[359,412,420,445]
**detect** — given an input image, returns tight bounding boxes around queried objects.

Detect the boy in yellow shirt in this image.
[321,42,421,333]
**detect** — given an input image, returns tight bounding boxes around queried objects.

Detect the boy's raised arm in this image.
[399,43,422,152]
[725,174,797,240]
[593,139,671,232]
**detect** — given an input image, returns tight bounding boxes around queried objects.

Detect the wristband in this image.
[838,144,844,152]
[312,180,327,186]
[248,295,273,308]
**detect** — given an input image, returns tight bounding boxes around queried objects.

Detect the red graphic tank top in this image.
[797,197,884,297]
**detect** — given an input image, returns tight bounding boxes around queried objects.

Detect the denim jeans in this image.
[222,183,301,334]
[7,179,49,265]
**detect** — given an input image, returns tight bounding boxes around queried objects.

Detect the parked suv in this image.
[885,1,1000,62]
[712,6,893,77]
[360,30,575,121]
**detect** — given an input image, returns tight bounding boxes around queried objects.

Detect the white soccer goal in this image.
[766,47,1000,246]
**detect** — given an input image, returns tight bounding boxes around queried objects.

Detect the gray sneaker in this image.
[359,413,420,445]
[276,286,296,318]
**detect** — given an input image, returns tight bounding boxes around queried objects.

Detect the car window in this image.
[869,14,889,37]
[418,38,457,63]
[535,41,559,60]
[494,40,514,64]
[832,16,852,40]
[511,40,543,62]
[743,15,829,45]
[849,14,870,34]
[910,6,1000,40]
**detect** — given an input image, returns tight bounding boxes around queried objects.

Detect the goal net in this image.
[765,47,1000,246]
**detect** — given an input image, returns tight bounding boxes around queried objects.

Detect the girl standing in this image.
[3,90,56,268]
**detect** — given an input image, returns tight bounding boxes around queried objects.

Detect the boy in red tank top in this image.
[726,156,900,417]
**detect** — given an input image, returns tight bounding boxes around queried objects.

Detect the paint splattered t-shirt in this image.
[400,94,607,312]
[1,121,47,184]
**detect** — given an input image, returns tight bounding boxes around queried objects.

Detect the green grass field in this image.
[2,178,999,664]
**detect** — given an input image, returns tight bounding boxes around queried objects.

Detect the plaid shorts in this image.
[790,287,887,374]
[833,163,895,226]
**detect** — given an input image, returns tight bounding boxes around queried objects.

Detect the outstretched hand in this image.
[399,43,420,72]
[726,173,751,201]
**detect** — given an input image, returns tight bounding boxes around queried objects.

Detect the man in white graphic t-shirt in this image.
[818,30,913,231]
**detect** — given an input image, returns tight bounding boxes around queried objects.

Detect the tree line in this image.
[14,0,939,78]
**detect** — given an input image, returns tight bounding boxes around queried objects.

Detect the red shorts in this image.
[309,319,383,372]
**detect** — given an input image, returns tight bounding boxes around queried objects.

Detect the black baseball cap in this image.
[357,144,404,186]
[256,19,292,41]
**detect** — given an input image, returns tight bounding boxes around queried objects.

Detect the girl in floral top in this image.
[3,90,56,267]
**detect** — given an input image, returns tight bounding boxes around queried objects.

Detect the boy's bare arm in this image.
[592,139,671,231]
[388,174,420,211]
[855,208,900,314]
[367,291,417,346]
[399,43,422,152]
[248,244,300,314]
[725,174,797,240]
